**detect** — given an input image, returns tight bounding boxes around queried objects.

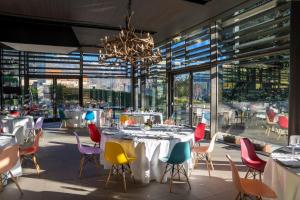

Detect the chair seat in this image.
[159,157,169,163]
[79,146,101,155]
[192,146,209,153]
[20,147,37,155]
[240,178,277,198]
[243,158,266,172]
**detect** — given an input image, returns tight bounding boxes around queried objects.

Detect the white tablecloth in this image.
[64,109,105,128]
[100,126,194,184]
[0,116,34,134]
[0,136,22,186]
[263,150,300,200]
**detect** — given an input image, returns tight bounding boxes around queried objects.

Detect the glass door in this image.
[56,79,79,111]
[192,71,211,128]
[29,79,54,119]
[173,73,191,125]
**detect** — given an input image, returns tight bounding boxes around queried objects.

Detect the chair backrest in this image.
[240,138,260,163]
[126,118,137,126]
[207,133,218,153]
[226,154,244,193]
[88,123,101,143]
[120,115,129,125]
[34,117,44,130]
[266,109,276,122]
[278,115,288,129]
[58,109,66,119]
[290,135,300,145]
[13,126,25,145]
[167,141,191,164]
[0,144,19,174]
[10,111,20,118]
[104,142,129,165]
[85,111,95,121]
[194,123,206,142]
[73,132,82,150]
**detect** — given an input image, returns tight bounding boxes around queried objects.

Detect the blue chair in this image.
[159,141,191,192]
[84,111,95,124]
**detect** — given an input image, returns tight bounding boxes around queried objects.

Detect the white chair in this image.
[34,117,44,131]
[12,126,26,145]
[290,135,300,145]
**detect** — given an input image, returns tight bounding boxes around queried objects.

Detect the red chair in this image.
[277,115,288,139]
[20,130,42,175]
[194,123,206,143]
[240,138,266,181]
[10,111,20,118]
[88,123,101,147]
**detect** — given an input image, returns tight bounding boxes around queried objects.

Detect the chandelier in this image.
[99,0,162,67]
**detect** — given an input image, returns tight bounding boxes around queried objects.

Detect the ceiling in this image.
[0,0,244,53]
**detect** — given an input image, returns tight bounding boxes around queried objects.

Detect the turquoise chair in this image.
[84,111,95,122]
[159,141,191,192]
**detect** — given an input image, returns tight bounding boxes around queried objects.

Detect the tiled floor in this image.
[0,123,267,200]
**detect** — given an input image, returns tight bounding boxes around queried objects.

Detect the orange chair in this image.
[0,144,23,194]
[164,119,175,125]
[19,130,42,175]
[126,118,137,126]
[226,154,276,200]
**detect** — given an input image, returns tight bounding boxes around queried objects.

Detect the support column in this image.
[288,1,300,140]
[131,64,136,109]
[166,43,173,118]
[79,51,83,107]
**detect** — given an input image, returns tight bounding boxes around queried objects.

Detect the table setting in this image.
[263,144,300,200]
[100,124,194,184]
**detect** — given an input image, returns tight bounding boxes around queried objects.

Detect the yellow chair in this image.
[104,142,136,192]
[120,115,129,125]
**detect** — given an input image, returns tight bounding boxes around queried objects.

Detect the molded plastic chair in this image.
[160,141,191,192]
[120,115,129,125]
[192,133,218,176]
[265,114,277,136]
[84,111,95,122]
[126,118,137,126]
[164,119,175,125]
[194,123,206,143]
[88,123,101,147]
[73,132,100,177]
[0,144,23,194]
[59,109,70,128]
[19,130,42,175]
[277,115,288,139]
[13,126,26,145]
[10,111,20,118]
[290,135,300,145]
[104,142,136,192]
[226,154,276,200]
[240,138,266,181]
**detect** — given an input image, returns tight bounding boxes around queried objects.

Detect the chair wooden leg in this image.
[177,164,181,180]
[160,163,169,184]
[183,166,191,190]
[93,155,100,168]
[235,192,241,200]
[127,164,135,184]
[209,154,214,170]
[32,154,40,175]
[121,165,127,192]
[79,155,85,177]
[205,154,211,177]
[105,166,113,188]
[244,168,250,179]
[169,164,174,193]
[259,172,262,181]
[8,171,23,195]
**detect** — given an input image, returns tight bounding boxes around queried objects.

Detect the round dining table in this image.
[100,125,194,184]
[263,146,300,200]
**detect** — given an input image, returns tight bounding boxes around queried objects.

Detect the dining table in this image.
[263,146,300,200]
[0,136,22,191]
[100,125,194,184]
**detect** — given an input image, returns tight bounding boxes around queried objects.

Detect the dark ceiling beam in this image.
[0,13,157,34]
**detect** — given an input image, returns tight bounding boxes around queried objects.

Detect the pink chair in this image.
[240,138,266,180]
[73,132,101,177]
[0,144,23,194]
[194,123,206,143]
